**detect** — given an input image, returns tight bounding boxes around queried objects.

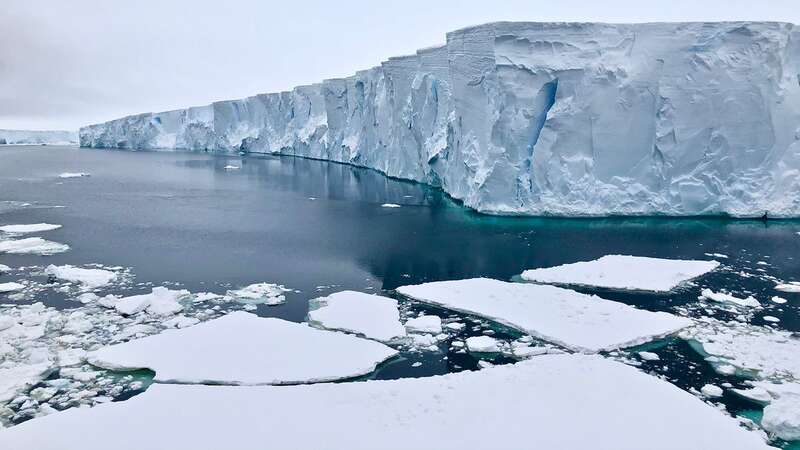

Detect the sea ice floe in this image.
[44,265,117,290]
[0,282,25,293]
[88,312,397,385]
[638,351,660,361]
[761,394,800,441]
[700,289,761,308]
[771,296,787,304]
[103,287,189,317]
[223,165,240,170]
[381,203,401,208]
[0,224,61,234]
[0,238,69,255]
[57,173,89,179]
[701,384,724,398]
[466,336,501,353]
[520,255,719,292]
[404,315,442,334]
[774,283,800,293]
[0,355,772,450]
[0,264,10,272]
[397,278,692,353]
[307,291,406,343]
[227,283,289,305]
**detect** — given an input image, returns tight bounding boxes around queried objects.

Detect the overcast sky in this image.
[2,0,798,131]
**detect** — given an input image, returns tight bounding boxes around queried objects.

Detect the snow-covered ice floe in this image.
[520,255,720,292]
[774,282,800,293]
[44,265,117,290]
[88,311,398,385]
[396,278,692,353]
[226,283,289,305]
[381,203,401,208]
[700,289,761,308]
[0,355,771,450]
[307,291,406,343]
[0,224,61,234]
[0,282,25,293]
[57,173,89,179]
[0,238,69,255]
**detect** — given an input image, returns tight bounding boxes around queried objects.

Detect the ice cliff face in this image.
[80,22,800,217]
[1,129,77,145]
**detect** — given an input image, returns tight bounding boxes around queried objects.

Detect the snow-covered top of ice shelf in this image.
[80,22,800,217]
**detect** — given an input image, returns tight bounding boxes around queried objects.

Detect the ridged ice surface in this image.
[80,22,800,217]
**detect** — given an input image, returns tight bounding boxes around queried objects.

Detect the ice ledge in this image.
[80,21,800,217]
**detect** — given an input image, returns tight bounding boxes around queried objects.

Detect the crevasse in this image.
[80,22,800,217]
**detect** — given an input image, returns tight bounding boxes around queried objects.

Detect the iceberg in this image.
[80,22,800,217]
[0,355,771,450]
[307,291,406,342]
[396,278,692,353]
[87,312,398,385]
[520,255,720,292]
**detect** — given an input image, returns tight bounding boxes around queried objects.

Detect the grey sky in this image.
[2,0,798,131]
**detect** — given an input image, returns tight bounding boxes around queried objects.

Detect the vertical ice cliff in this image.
[0,129,77,145]
[80,22,800,217]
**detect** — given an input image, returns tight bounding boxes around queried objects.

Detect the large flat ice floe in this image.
[80,22,800,218]
[0,224,61,234]
[307,291,406,342]
[0,238,69,255]
[0,355,771,450]
[88,311,398,385]
[396,278,692,353]
[520,255,720,292]
[44,265,117,290]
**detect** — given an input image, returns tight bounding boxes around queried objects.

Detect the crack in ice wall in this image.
[80,22,800,217]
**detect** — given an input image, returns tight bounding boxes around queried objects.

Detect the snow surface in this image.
[0,355,771,450]
[465,336,501,353]
[0,238,69,255]
[88,311,398,385]
[44,265,116,290]
[79,22,800,217]
[520,255,719,292]
[0,224,61,234]
[307,291,406,342]
[762,394,800,441]
[397,278,692,352]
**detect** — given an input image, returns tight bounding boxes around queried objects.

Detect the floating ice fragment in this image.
[761,394,800,441]
[638,351,660,361]
[771,296,787,304]
[466,336,501,353]
[700,289,760,308]
[381,203,401,208]
[44,265,117,290]
[58,173,89,179]
[0,238,69,255]
[775,283,800,293]
[0,355,772,450]
[0,224,61,234]
[701,384,724,398]
[404,315,442,334]
[520,255,719,292]
[223,165,240,170]
[397,278,692,353]
[106,287,189,317]
[0,282,24,293]
[88,312,397,385]
[307,291,406,343]
[731,387,772,405]
[762,316,780,323]
[227,283,288,305]
[0,264,10,272]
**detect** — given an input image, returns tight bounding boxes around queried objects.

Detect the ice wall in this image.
[1,129,77,145]
[80,22,800,217]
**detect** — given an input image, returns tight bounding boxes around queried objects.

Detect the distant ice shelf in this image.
[79,22,800,217]
[0,129,77,146]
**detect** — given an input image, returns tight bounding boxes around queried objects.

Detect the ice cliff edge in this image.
[80,22,800,217]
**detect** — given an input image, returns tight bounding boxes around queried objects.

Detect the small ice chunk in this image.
[0,237,69,255]
[763,316,780,323]
[111,287,188,316]
[0,264,10,272]
[512,346,548,358]
[761,394,800,441]
[381,203,401,208]
[520,255,719,292]
[700,289,760,308]
[404,315,442,334]
[227,283,288,305]
[466,336,500,353]
[0,282,24,293]
[731,387,772,405]
[0,224,61,234]
[397,278,692,353]
[307,291,406,342]
[444,322,465,331]
[775,283,800,293]
[223,165,240,170]
[89,312,397,385]
[58,172,89,178]
[700,384,723,398]
[45,265,117,290]
[638,351,660,361]
[771,296,787,304]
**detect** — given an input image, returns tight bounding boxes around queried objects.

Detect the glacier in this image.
[0,130,77,145]
[80,22,800,217]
